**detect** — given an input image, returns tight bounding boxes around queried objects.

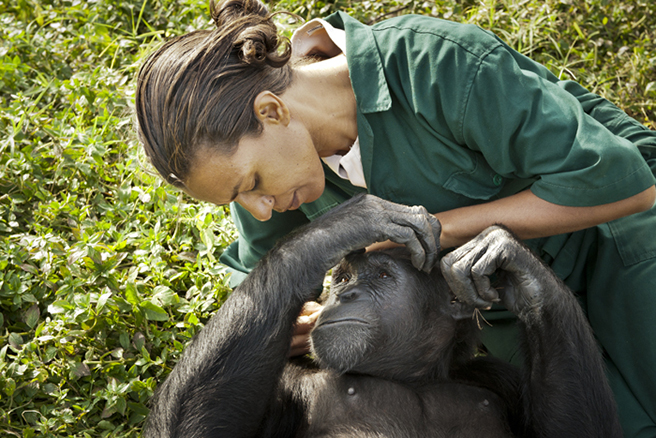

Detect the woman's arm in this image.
[368,186,655,251]
[437,186,655,249]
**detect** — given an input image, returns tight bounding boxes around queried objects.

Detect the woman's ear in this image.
[253,91,290,126]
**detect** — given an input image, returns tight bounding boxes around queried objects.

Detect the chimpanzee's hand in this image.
[317,194,441,273]
[440,225,559,319]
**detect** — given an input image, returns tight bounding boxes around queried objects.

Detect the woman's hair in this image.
[135,0,293,188]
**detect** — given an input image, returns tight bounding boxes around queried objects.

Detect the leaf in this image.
[24,304,40,329]
[4,377,16,396]
[70,361,91,379]
[120,332,130,350]
[8,333,23,350]
[125,283,140,306]
[646,81,656,97]
[186,313,199,326]
[20,263,38,274]
[140,301,168,321]
[152,285,179,306]
[48,300,73,314]
[133,332,146,351]
[96,291,112,311]
[200,227,215,251]
[97,420,115,431]
[571,21,585,39]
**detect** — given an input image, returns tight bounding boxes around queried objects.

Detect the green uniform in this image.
[219,12,656,436]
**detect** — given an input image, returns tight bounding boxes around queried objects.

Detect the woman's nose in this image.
[237,192,275,221]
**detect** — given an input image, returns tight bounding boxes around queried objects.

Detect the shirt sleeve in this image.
[558,80,656,163]
[219,202,310,287]
[459,45,655,207]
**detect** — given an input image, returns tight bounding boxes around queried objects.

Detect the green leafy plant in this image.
[0,0,653,436]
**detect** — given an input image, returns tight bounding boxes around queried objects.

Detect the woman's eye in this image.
[379,271,390,279]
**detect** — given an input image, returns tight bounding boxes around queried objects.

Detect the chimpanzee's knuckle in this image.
[481,226,501,241]
[357,194,375,208]
[409,204,428,216]
[410,214,429,232]
[440,251,457,271]
[431,216,442,233]
[396,226,414,241]
[470,262,486,279]
[453,263,472,283]
[442,256,470,284]
[358,194,373,208]
[487,226,521,249]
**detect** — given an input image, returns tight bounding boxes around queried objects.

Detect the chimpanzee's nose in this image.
[339,289,363,303]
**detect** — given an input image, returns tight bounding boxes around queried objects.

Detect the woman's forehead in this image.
[184,146,249,205]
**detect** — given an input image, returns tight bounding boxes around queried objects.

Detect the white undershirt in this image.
[291,19,367,189]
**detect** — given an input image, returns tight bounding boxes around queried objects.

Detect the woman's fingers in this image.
[300,301,323,317]
[289,333,311,357]
[289,302,323,357]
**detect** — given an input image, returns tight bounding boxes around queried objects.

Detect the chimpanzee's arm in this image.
[441,225,622,438]
[144,194,440,438]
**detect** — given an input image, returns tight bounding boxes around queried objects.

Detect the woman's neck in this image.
[283,55,358,157]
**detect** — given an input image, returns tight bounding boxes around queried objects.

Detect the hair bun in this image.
[209,0,290,68]
[235,27,290,68]
[210,0,269,28]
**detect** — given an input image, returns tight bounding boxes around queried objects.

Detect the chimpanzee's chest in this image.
[304,373,513,438]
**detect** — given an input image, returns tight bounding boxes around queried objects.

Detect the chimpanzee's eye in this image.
[379,271,390,279]
[338,274,350,284]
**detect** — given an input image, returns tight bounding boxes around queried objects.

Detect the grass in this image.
[0,0,653,436]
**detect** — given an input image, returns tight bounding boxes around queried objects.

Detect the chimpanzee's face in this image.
[310,250,436,376]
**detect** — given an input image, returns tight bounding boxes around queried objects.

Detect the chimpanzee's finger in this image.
[424,213,442,272]
[471,249,502,303]
[387,205,441,272]
[388,224,427,272]
[441,249,495,309]
[405,207,441,272]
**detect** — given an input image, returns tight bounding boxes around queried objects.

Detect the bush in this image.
[0,0,653,436]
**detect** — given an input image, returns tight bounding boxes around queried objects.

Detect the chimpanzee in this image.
[144,194,621,437]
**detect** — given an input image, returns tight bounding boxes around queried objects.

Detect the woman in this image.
[135,0,656,435]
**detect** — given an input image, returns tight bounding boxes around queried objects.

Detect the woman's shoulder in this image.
[370,14,503,58]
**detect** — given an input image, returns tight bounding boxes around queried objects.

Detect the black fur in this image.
[144,195,621,437]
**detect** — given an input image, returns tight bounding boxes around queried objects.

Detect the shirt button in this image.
[493,174,503,186]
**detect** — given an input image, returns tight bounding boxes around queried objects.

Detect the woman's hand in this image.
[289,301,324,357]
[366,240,403,252]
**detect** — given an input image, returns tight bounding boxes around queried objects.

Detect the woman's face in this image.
[184,118,326,221]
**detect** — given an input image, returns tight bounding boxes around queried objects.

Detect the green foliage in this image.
[0,0,235,436]
[0,0,653,436]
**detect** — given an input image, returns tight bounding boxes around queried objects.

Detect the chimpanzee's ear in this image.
[431,269,477,321]
[449,297,477,321]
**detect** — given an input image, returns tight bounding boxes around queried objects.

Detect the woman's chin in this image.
[306,181,327,205]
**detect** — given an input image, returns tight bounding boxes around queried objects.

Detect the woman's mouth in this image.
[278,192,299,213]
[288,191,300,211]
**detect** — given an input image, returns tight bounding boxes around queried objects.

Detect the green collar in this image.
[324,12,392,114]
